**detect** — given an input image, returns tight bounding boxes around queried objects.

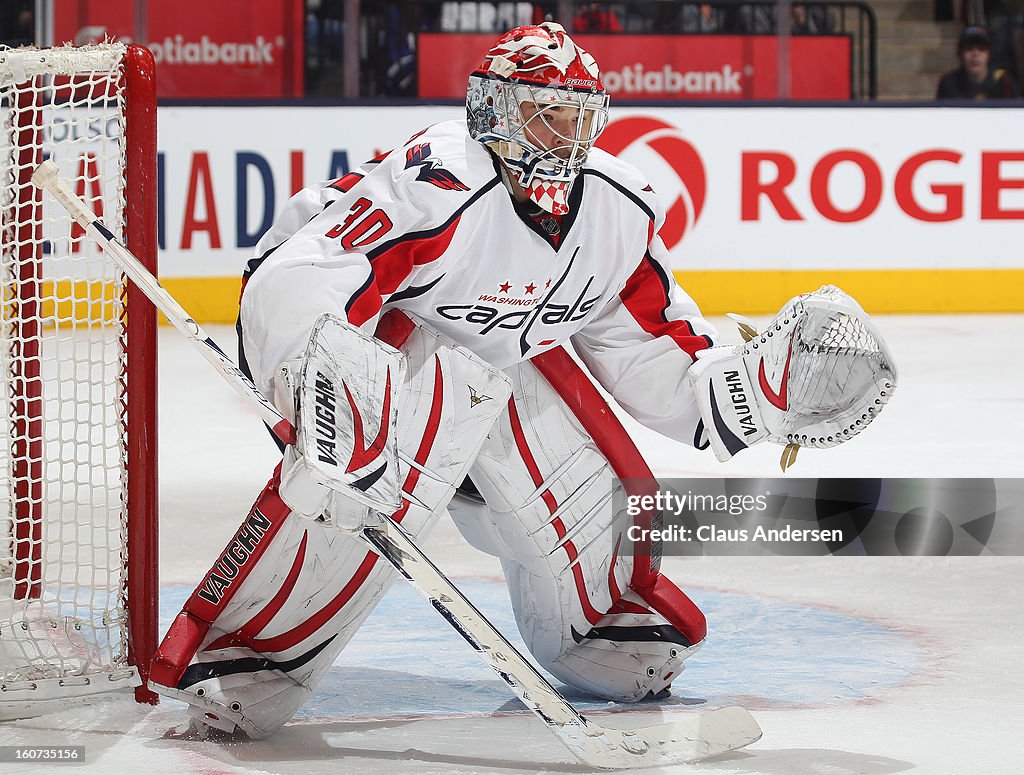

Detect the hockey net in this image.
[0,43,157,717]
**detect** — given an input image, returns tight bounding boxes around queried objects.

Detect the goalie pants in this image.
[150,340,706,738]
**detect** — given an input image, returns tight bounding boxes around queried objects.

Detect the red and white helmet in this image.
[466,22,609,214]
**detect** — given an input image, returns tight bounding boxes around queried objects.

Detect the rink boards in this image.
[116,104,1024,316]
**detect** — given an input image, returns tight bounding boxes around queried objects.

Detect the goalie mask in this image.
[467,22,609,215]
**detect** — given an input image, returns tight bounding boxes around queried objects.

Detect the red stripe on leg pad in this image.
[634,573,707,646]
[530,347,660,586]
[507,395,603,626]
[248,552,381,654]
[151,467,292,687]
[607,536,622,602]
[203,531,310,652]
[149,611,211,688]
[608,598,651,616]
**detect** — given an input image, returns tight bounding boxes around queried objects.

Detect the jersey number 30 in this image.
[326,197,394,249]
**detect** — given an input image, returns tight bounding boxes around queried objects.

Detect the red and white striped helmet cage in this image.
[466,22,610,214]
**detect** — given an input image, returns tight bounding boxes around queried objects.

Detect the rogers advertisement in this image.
[599,107,1024,270]
[52,0,304,98]
[418,33,852,100]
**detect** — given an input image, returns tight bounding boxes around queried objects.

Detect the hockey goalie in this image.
[149,23,897,737]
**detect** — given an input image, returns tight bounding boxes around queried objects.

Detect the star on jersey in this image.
[404,143,470,191]
[498,281,512,293]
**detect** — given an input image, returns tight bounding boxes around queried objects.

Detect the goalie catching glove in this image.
[687,285,897,470]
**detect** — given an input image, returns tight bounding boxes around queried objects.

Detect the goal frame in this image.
[3,43,158,707]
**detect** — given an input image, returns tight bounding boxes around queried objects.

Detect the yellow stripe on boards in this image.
[43,271,1023,326]
[159,277,244,325]
[672,269,1024,315]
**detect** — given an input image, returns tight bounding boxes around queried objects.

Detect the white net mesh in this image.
[0,43,138,705]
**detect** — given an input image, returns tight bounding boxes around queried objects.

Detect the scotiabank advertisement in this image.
[118,105,1022,317]
[419,34,852,100]
[52,0,304,97]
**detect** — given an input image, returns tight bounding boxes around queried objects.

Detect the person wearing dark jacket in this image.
[936,26,1021,99]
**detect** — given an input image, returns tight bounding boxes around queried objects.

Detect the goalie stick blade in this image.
[566,706,762,769]
[361,518,761,770]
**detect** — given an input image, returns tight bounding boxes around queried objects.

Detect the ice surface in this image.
[1,317,1022,774]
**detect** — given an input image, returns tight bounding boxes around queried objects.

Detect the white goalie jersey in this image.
[238,119,718,448]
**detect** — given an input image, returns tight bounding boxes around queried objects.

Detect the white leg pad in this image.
[449,354,706,703]
[151,315,511,737]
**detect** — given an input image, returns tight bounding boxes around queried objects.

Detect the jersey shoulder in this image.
[311,120,500,239]
[584,148,659,220]
[379,120,499,195]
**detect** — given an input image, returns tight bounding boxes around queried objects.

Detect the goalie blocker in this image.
[150,312,706,737]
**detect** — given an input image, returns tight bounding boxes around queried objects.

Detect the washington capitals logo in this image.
[405,143,470,191]
[434,246,600,357]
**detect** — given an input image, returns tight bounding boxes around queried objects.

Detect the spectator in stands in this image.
[679,3,725,33]
[936,26,1021,98]
[572,3,623,32]
[1,1,34,47]
[791,4,835,34]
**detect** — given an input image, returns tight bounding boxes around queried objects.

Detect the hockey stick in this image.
[361,518,761,768]
[33,160,762,769]
[31,161,295,446]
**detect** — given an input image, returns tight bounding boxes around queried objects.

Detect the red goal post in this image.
[0,43,158,716]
